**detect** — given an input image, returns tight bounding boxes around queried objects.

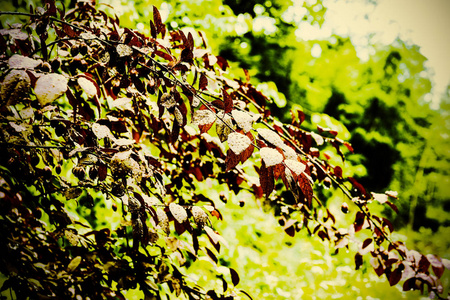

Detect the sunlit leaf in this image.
[256,128,284,148]
[8,54,41,69]
[116,44,133,57]
[92,123,113,139]
[169,203,188,224]
[284,159,305,175]
[191,206,209,227]
[192,109,216,126]
[216,114,234,142]
[77,76,98,97]
[67,256,82,273]
[232,110,253,133]
[156,208,170,235]
[260,147,283,167]
[34,73,68,106]
[311,132,324,145]
[160,92,176,108]
[174,107,184,125]
[227,132,252,155]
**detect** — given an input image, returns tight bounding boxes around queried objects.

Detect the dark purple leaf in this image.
[230,268,240,286]
[355,253,363,270]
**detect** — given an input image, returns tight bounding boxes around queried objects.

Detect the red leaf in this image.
[389,265,404,286]
[259,163,274,198]
[180,48,193,62]
[273,163,284,181]
[98,163,107,181]
[216,56,229,71]
[318,230,328,241]
[210,209,222,220]
[199,73,208,90]
[285,225,296,237]
[243,69,250,82]
[153,6,165,37]
[154,50,174,62]
[174,220,187,235]
[204,226,221,252]
[223,89,233,113]
[62,23,78,38]
[354,211,365,232]
[298,173,313,207]
[348,177,370,199]
[187,32,194,51]
[385,201,399,213]
[403,278,416,291]
[344,142,354,153]
[418,255,430,273]
[362,238,372,249]
[230,268,240,286]
[355,253,363,270]
[150,21,157,39]
[211,99,224,110]
[198,121,215,134]
[239,133,254,164]
[283,219,297,237]
[205,247,218,264]
[225,149,240,171]
[334,166,343,179]
[427,254,444,278]
[382,217,394,233]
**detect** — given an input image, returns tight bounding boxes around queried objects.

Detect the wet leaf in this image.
[259,163,274,197]
[389,265,403,286]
